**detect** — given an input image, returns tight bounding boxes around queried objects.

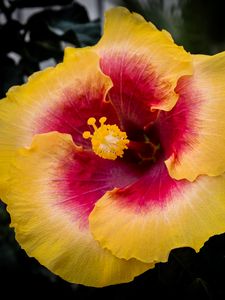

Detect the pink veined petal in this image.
[157,52,225,181]
[92,7,192,135]
[0,48,117,187]
[90,159,225,263]
[2,132,152,287]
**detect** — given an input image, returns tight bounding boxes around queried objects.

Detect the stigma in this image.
[83,117,129,160]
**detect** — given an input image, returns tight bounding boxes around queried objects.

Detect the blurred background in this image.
[1,0,225,299]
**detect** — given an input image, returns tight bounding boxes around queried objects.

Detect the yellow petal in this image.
[2,132,152,287]
[0,48,113,189]
[94,7,193,112]
[164,51,225,181]
[90,160,225,263]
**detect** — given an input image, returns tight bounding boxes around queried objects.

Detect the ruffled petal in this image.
[158,52,225,181]
[90,160,225,263]
[93,7,192,133]
[2,132,152,287]
[0,48,117,186]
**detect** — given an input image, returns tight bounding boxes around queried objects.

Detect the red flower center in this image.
[83,113,162,168]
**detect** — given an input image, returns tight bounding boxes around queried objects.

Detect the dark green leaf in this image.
[25,2,89,28]
[0,56,24,98]
[25,40,62,63]
[179,0,225,54]
[59,30,81,47]
[49,19,101,47]
[71,21,101,46]
[18,56,40,76]
[0,20,24,55]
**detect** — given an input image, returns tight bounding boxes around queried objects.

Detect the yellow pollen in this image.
[83,117,129,160]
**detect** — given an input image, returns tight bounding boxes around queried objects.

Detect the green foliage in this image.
[0,0,101,98]
[179,0,225,54]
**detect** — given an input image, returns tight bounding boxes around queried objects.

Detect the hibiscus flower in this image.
[1,7,225,287]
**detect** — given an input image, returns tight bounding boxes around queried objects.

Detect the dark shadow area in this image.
[0,0,101,97]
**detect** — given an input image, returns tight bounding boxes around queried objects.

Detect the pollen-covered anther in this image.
[83,117,129,160]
